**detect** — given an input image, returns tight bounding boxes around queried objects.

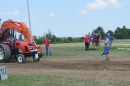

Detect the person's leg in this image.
[92,40,94,46]
[95,42,98,50]
[105,54,109,61]
[99,39,101,46]
[86,42,89,50]
[48,46,52,55]
[10,43,14,49]
[87,42,89,50]
[46,46,48,56]
[88,41,90,46]
[109,42,112,49]
[85,42,88,50]
[96,42,99,50]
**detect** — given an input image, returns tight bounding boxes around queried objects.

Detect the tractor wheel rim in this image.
[18,56,22,63]
[0,47,4,60]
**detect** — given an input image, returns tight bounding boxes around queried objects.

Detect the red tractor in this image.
[0,19,43,63]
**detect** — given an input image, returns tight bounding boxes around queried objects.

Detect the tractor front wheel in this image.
[33,54,41,62]
[17,54,25,63]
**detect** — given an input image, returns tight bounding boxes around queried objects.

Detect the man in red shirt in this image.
[43,38,52,56]
[84,34,89,50]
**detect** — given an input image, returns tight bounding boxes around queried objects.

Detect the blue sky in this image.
[0,0,130,37]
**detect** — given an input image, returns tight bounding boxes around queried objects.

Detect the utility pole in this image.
[27,0,32,42]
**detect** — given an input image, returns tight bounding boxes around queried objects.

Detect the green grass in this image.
[0,75,130,86]
[0,75,101,86]
[1,42,130,86]
[41,42,130,59]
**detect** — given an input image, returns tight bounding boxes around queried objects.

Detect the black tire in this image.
[33,54,41,62]
[0,44,11,62]
[17,54,25,63]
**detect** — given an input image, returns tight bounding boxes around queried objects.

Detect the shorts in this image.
[103,46,110,55]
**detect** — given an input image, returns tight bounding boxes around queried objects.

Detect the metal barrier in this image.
[113,39,130,42]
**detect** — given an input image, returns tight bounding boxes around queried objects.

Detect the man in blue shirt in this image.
[107,33,114,48]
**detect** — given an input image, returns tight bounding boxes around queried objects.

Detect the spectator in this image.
[98,33,102,45]
[43,38,52,56]
[88,32,91,46]
[94,33,100,50]
[84,34,89,50]
[91,32,96,46]
[107,33,114,48]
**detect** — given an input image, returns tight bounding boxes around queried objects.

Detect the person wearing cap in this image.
[84,34,89,51]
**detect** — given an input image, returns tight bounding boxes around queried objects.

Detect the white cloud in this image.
[49,12,55,17]
[78,9,88,15]
[108,0,122,8]
[87,0,108,9]
[38,25,43,28]
[86,0,123,9]
[2,10,19,15]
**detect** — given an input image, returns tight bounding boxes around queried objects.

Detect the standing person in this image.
[84,34,89,51]
[107,33,114,48]
[98,33,102,45]
[88,32,91,46]
[91,32,96,46]
[43,38,52,56]
[94,33,100,50]
[101,36,110,61]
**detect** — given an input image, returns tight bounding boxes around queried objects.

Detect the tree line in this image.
[34,26,130,44]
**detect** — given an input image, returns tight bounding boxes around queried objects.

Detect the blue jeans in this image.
[46,46,52,56]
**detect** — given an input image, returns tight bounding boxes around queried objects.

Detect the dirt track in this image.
[1,58,130,82]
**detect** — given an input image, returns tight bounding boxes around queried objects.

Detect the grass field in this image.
[0,42,130,86]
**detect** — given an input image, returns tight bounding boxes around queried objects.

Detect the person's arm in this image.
[43,40,45,44]
[101,40,107,44]
[6,38,9,41]
[112,36,115,40]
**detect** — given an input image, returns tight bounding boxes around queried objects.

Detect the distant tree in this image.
[114,26,130,39]
[93,26,105,39]
[106,30,114,37]
[67,37,73,42]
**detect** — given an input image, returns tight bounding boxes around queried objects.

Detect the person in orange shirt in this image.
[84,34,89,50]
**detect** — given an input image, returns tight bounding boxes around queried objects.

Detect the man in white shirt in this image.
[101,36,110,61]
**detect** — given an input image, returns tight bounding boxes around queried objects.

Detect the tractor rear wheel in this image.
[17,54,25,63]
[0,44,11,62]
